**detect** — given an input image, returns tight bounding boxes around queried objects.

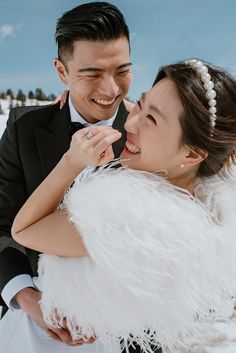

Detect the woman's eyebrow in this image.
[141,92,167,121]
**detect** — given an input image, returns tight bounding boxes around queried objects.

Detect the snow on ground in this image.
[0,115,7,137]
[1,99,236,352]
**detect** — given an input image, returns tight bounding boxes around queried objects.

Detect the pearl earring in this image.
[180,164,184,168]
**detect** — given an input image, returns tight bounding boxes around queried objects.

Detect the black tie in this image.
[70,121,84,136]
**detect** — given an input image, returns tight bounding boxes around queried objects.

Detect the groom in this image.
[0,2,161,352]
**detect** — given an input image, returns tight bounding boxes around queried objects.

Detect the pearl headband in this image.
[185,59,217,136]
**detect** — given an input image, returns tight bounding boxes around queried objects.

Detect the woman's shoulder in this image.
[66,166,209,230]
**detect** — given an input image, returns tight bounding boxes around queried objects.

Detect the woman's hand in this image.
[65,126,122,172]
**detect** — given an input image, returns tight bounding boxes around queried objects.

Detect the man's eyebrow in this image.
[78,62,132,73]
[117,62,132,70]
[78,67,103,73]
[140,92,167,121]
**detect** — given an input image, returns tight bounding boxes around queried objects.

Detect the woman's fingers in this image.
[69,126,122,167]
[94,132,121,163]
[97,145,114,165]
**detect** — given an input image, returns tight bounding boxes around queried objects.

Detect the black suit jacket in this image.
[0,100,128,306]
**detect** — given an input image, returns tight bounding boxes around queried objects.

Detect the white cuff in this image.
[1,274,35,310]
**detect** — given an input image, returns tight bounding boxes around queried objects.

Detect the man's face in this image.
[55,37,132,123]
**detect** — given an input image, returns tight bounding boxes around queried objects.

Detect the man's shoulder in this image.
[12,103,60,122]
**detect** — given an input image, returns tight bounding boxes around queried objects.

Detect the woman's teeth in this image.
[126,141,141,154]
[94,98,115,105]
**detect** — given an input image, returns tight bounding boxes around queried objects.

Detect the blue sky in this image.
[1,0,236,100]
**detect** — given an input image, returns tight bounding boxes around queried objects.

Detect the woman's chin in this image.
[120,158,130,168]
[120,149,141,169]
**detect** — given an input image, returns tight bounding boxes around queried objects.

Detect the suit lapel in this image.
[34,100,128,177]
[34,103,71,177]
[112,101,128,158]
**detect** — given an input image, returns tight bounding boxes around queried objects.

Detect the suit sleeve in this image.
[0,109,33,306]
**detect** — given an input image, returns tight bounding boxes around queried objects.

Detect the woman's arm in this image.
[12,126,121,256]
[12,155,87,256]
[13,209,88,257]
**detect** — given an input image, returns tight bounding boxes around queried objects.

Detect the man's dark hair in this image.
[55,2,130,67]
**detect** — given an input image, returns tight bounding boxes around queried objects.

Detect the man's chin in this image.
[93,108,119,121]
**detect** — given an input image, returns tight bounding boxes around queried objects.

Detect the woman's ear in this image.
[183,146,208,167]
[54,59,68,85]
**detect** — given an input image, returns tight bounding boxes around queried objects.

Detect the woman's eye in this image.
[136,100,141,108]
[147,114,156,124]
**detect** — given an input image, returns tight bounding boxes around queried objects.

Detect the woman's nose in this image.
[124,113,140,134]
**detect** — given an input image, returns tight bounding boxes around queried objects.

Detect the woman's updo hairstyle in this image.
[153,60,236,177]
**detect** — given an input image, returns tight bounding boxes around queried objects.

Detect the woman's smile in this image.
[124,140,141,155]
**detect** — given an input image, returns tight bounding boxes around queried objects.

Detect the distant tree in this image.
[6,89,15,99]
[47,93,56,101]
[35,88,47,101]
[0,91,6,99]
[16,89,26,103]
[0,103,3,115]
[28,90,35,99]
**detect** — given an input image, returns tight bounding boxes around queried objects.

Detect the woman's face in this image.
[121,78,188,179]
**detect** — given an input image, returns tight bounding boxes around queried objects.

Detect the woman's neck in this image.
[168,171,197,195]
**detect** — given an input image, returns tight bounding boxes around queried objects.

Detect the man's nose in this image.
[99,76,119,98]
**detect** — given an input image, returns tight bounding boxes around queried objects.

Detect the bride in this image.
[1,59,236,353]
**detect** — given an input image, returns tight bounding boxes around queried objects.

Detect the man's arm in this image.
[0,109,33,306]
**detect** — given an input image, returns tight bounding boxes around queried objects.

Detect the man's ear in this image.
[54,58,68,85]
[184,146,208,167]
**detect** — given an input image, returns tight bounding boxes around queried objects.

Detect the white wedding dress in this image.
[1,165,236,353]
[0,273,120,353]
[0,307,119,353]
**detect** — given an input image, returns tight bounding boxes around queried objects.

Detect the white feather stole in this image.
[38,166,236,353]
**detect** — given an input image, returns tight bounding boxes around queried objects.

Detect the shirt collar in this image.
[69,94,117,127]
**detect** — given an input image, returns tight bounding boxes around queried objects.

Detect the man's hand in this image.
[15,288,47,330]
[51,88,70,110]
[15,287,95,346]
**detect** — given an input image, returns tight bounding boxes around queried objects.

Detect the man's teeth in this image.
[94,98,115,105]
[126,141,140,154]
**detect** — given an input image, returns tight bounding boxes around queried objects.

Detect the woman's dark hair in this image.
[154,61,236,177]
[55,2,130,67]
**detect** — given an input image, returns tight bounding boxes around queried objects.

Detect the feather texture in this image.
[38,166,236,353]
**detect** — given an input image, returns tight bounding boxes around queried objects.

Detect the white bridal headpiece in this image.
[185,59,217,136]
